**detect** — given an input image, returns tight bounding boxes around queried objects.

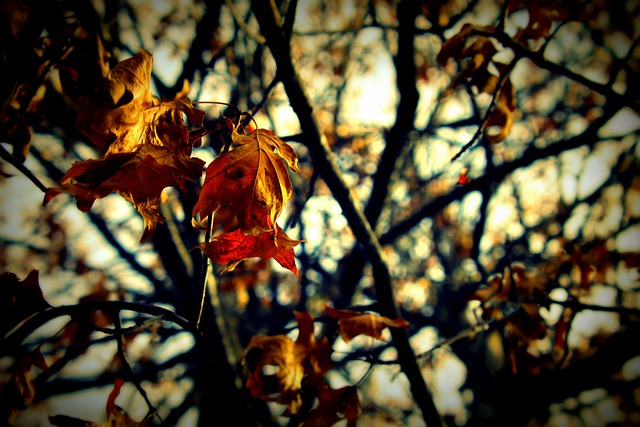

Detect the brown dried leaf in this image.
[325,305,410,343]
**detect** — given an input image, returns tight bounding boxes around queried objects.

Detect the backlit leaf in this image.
[242,312,331,415]
[193,127,300,235]
[198,225,301,275]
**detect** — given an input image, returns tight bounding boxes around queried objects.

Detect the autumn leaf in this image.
[484,78,516,143]
[436,23,495,67]
[44,50,206,242]
[48,379,147,427]
[303,385,360,427]
[294,311,333,379]
[243,334,304,412]
[0,270,51,337]
[242,312,331,415]
[197,225,301,275]
[325,305,410,343]
[509,0,570,43]
[192,121,301,274]
[192,126,300,235]
[103,378,147,427]
[45,146,204,242]
[74,49,155,148]
[469,264,550,374]
[469,264,546,310]
[106,379,125,417]
[437,23,517,143]
[0,348,48,425]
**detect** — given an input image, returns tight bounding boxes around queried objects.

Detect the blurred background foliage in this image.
[1,0,639,426]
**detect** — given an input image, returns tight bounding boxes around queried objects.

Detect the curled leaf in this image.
[325,305,410,343]
[44,50,205,242]
[242,312,331,415]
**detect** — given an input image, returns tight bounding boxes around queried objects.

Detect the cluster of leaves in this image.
[44,47,205,242]
[241,306,409,425]
[437,23,517,143]
[436,1,575,145]
[469,263,553,374]
[3,37,305,423]
[43,45,301,273]
[192,119,302,274]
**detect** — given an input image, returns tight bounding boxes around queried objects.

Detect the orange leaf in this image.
[325,306,410,343]
[45,149,204,242]
[484,98,513,143]
[436,24,495,67]
[198,225,301,275]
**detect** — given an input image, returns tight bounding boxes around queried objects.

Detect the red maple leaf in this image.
[192,126,300,234]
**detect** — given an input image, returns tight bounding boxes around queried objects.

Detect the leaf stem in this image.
[196,213,213,330]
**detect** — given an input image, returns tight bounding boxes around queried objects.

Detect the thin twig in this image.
[112,311,160,422]
[545,297,640,317]
[382,105,619,245]
[417,322,493,362]
[450,58,518,162]
[473,28,640,114]
[0,143,48,192]
[1,301,196,357]
[250,75,280,118]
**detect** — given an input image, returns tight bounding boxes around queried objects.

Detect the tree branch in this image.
[1,300,196,357]
[380,105,619,245]
[0,143,48,192]
[250,2,441,425]
[474,28,640,114]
